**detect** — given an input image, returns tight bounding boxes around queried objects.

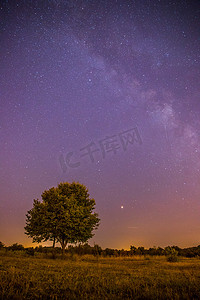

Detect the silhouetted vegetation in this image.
[0,241,5,249]
[1,241,200,259]
[6,243,24,251]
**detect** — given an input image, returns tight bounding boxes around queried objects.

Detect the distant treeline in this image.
[1,241,200,258]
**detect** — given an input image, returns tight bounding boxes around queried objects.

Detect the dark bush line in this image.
[130,245,200,258]
[1,241,200,258]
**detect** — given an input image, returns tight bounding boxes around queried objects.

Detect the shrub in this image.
[0,241,5,249]
[166,248,179,262]
[167,254,178,262]
[26,247,35,256]
[7,243,24,251]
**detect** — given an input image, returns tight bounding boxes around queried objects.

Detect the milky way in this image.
[1,0,200,249]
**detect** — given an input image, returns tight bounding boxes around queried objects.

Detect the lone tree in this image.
[25,182,100,255]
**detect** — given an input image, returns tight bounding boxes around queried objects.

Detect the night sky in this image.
[1,0,200,249]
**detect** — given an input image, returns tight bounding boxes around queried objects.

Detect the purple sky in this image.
[1,0,200,249]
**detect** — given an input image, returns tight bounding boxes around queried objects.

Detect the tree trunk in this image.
[60,240,67,257]
[62,245,65,257]
[53,236,55,248]
[51,237,56,259]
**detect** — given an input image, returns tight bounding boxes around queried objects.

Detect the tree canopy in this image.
[24,182,100,254]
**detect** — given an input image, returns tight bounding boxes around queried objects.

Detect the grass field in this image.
[0,253,200,299]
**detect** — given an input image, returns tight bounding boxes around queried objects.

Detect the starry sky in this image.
[1,0,200,249]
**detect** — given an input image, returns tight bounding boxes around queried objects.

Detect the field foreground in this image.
[0,254,200,299]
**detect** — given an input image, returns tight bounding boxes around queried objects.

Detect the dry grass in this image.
[0,253,200,299]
